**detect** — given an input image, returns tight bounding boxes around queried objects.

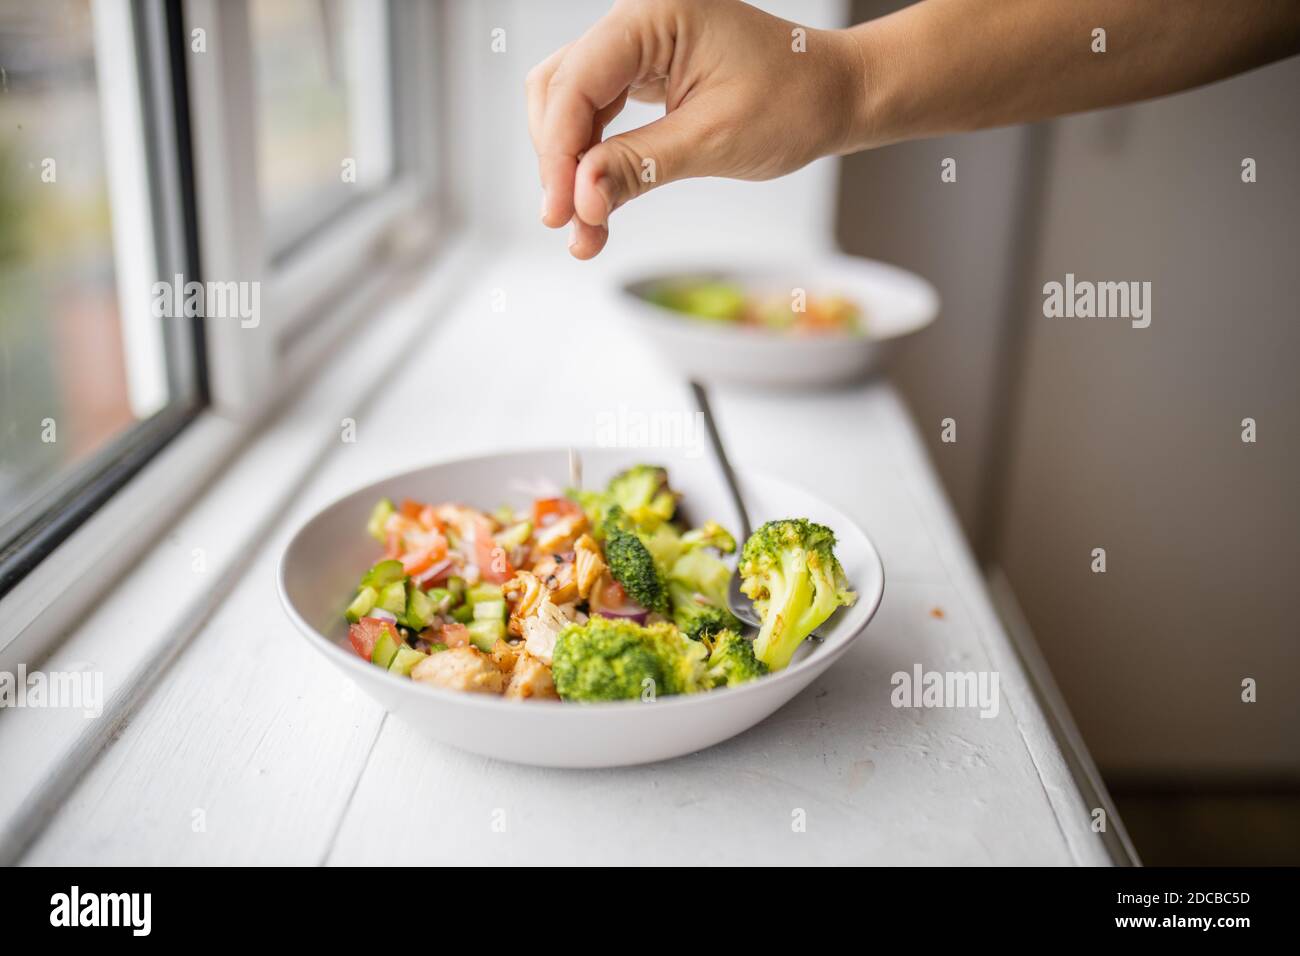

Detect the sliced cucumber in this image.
[495,520,532,551]
[466,583,503,605]
[366,498,395,543]
[361,559,405,591]
[446,576,467,604]
[388,646,427,677]
[467,619,505,652]
[424,587,453,614]
[377,580,407,616]
[450,603,475,624]
[404,584,438,630]
[473,599,506,622]
[371,630,401,669]
[345,586,378,623]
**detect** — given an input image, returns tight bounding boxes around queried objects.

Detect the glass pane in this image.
[251,0,394,254]
[0,0,175,540]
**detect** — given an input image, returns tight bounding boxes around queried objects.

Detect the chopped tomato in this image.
[399,498,424,519]
[401,532,448,576]
[384,528,403,560]
[441,622,471,649]
[602,579,628,606]
[474,515,513,583]
[532,496,581,529]
[348,617,398,661]
[417,504,442,532]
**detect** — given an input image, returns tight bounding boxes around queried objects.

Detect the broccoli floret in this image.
[552,618,706,701]
[602,506,669,614]
[567,465,678,538]
[680,520,736,554]
[640,520,736,578]
[705,629,768,687]
[739,518,857,671]
[669,581,736,641]
[607,465,677,528]
[668,547,742,640]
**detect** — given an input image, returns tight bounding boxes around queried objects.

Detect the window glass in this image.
[251,0,394,255]
[0,0,178,543]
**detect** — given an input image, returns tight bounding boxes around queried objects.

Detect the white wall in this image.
[444,0,848,260]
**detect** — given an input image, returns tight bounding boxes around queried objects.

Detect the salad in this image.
[647,280,864,335]
[343,465,857,703]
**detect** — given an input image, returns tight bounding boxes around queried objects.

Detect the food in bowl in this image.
[342,464,857,703]
[646,279,863,335]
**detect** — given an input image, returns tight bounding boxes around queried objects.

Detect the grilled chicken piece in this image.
[572,534,606,600]
[411,646,504,694]
[504,570,545,637]
[491,637,522,673]
[531,551,579,604]
[504,652,559,701]
[534,512,587,554]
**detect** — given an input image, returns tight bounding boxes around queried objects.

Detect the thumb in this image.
[573,107,713,227]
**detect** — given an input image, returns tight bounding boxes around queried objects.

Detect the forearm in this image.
[842,0,1300,150]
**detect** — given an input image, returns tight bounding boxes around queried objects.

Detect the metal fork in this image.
[690,382,762,629]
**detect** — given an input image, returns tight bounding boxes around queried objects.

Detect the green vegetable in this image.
[371,629,401,669]
[602,507,669,614]
[495,520,533,550]
[388,646,428,677]
[473,599,506,622]
[570,464,678,535]
[366,498,395,542]
[377,580,407,617]
[345,586,378,623]
[403,584,438,630]
[667,546,741,638]
[451,603,474,624]
[552,618,707,702]
[740,518,857,671]
[467,619,505,652]
[466,583,503,605]
[608,465,677,528]
[704,630,767,687]
[426,642,449,653]
[424,587,454,614]
[649,281,747,322]
[360,559,405,591]
[446,576,467,605]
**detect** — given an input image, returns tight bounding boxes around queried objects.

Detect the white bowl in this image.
[277,448,884,768]
[618,253,939,387]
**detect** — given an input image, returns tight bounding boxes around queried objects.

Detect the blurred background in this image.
[1,0,1296,864]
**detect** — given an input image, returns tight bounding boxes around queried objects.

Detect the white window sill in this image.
[2,237,1125,865]
[0,236,482,861]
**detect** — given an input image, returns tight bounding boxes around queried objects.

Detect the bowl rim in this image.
[276,448,886,715]
[616,252,940,345]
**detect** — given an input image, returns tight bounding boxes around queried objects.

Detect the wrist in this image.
[834,22,892,153]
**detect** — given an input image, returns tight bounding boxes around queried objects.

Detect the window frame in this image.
[0,0,206,601]
[187,0,441,416]
[0,0,443,670]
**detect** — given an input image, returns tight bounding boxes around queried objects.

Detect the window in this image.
[250,0,395,256]
[0,0,438,647]
[0,0,202,589]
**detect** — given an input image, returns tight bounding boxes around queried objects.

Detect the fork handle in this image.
[690,381,751,542]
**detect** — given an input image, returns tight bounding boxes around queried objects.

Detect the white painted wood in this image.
[20,247,1111,865]
[0,240,481,863]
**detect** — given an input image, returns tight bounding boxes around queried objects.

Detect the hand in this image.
[527,0,862,259]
